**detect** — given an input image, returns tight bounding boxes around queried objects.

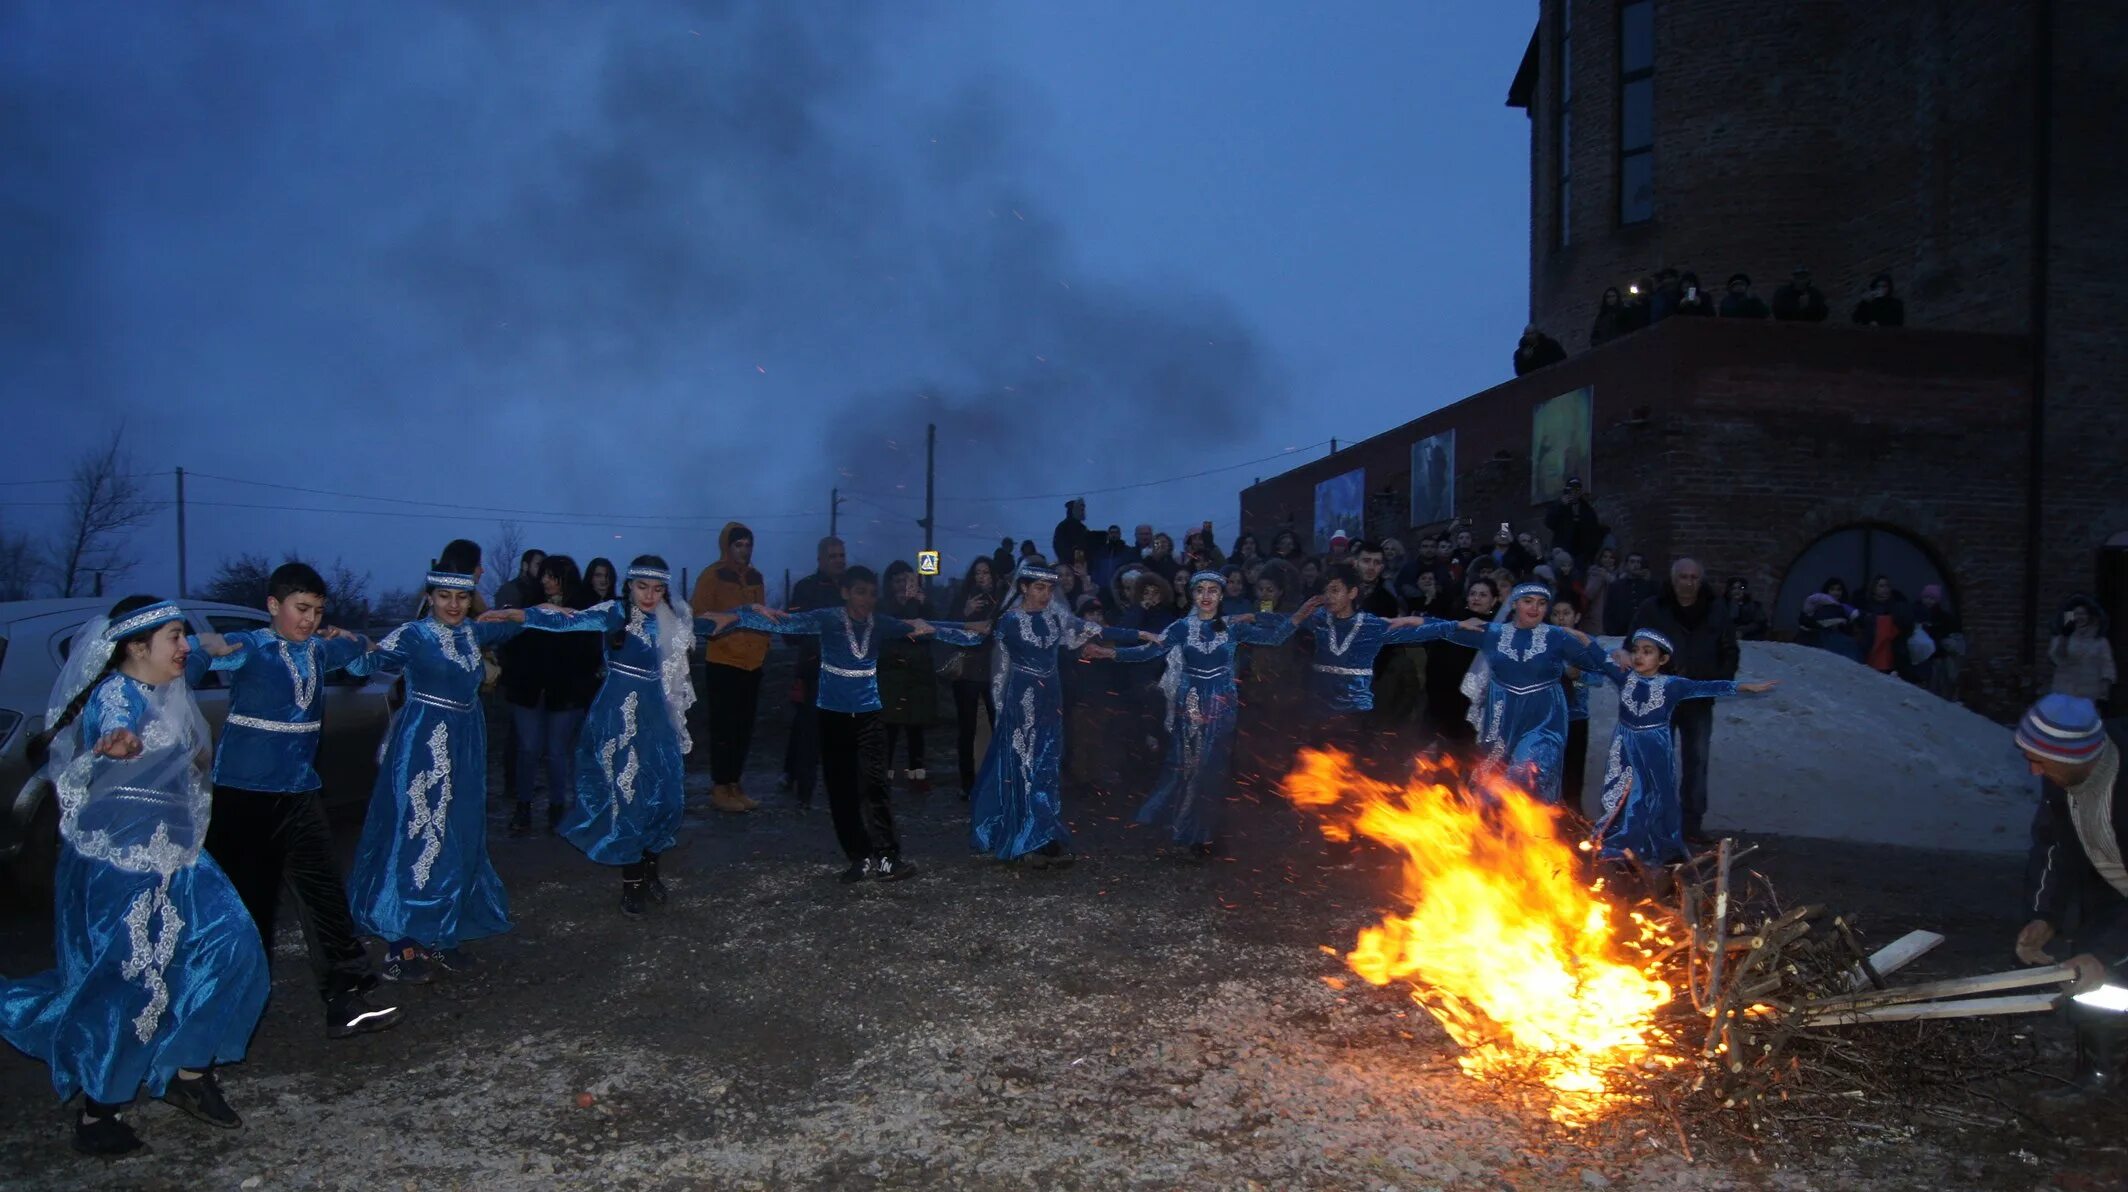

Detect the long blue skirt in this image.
[561,677,685,865]
[349,702,511,949]
[0,850,268,1104]
[1475,684,1570,804]
[1594,724,1687,864]
[969,673,1070,860]
[1135,684,1238,846]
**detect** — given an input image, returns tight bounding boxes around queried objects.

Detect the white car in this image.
[0,598,390,901]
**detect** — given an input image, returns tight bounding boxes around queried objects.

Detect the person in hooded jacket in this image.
[1851,272,1906,328]
[690,522,767,814]
[2051,596,2118,712]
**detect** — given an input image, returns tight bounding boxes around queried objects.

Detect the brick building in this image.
[1239,2,2126,716]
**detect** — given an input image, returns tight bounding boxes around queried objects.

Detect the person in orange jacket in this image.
[690,523,767,813]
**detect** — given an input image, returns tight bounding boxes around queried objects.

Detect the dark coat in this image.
[1719,293,1769,319]
[1629,587,1740,683]
[499,616,604,711]
[1602,573,1659,638]
[1852,296,1906,328]
[1727,596,1770,641]
[1543,496,1606,564]
[1051,516,1089,569]
[877,597,939,726]
[1771,283,1829,322]
[1513,334,1568,376]
[2026,728,2128,972]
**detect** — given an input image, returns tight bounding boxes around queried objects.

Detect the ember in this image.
[1282,749,1678,1120]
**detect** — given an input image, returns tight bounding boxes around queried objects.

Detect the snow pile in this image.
[1582,640,2036,854]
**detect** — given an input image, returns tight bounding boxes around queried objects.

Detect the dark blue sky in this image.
[1,2,1531,596]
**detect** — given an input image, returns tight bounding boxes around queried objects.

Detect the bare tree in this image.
[198,552,277,608]
[46,430,155,598]
[0,521,37,601]
[486,520,529,595]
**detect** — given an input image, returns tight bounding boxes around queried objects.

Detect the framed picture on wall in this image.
[1531,386,1593,504]
[1409,430,1455,528]
[1313,468,1364,552]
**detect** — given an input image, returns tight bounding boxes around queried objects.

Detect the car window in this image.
[51,622,88,663]
[206,614,270,635]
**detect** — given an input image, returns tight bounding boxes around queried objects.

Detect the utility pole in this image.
[922,422,936,554]
[174,466,188,598]
[829,487,844,538]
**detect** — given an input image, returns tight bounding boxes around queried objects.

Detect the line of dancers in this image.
[0,544,1777,1157]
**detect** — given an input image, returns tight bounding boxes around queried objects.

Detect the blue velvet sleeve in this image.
[736,607,824,636]
[1382,618,1458,645]
[1667,677,1743,701]
[1233,614,1296,647]
[318,632,370,674]
[347,623,414,678]
[474,620,527,648]
[1108,620,1179,663]
[928,623,986,648]
[524,603,623,634]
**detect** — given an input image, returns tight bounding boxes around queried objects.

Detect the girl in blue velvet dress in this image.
[2,597,270,1157]
[1441,582,1609,804]
[1587,629,1776,864]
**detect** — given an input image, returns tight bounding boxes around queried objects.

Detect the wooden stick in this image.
[1805,993,2061,1026]
[1840,930,1945,992]
[1804,964,2078,1014]
[1701,839,1734,1048]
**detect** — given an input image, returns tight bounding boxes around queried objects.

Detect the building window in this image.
[1617,0,1653,224]
[1556,1,1572,246]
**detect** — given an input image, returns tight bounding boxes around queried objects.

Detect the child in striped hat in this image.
[2013,694,2128,1105]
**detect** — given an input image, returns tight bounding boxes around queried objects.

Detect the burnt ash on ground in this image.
[2,704,2124,1190]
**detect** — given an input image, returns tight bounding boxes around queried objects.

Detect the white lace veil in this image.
[1459,596,1514,734]
[39,615,213,877]
[651,599,696,751]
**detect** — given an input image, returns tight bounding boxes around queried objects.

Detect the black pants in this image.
[884,724,927,771]
[1564,717,1591,818]
[703,663,763,785]
[817,709,897,863]
[1672,698,1715,836]
[204,786,370,1001]
[784,669,821,800]
[952,679,995,790]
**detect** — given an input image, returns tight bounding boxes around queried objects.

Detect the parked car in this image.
[0,598,389,903]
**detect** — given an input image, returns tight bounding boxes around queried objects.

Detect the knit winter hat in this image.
[2016,694,2107,766]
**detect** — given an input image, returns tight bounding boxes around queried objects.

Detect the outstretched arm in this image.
[514,602,626,634]
[735,607,825,637]
[1381,618,1458,646]
[1106,621,1178,663]
[1235,614,1297,647]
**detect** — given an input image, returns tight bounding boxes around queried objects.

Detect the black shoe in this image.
[163,1071,240,1129]
[547,802,567,833]
[873,855,918,882]
[643,872,668,907]
[620,881,646,918]
[508,804,532,838]
[432,946,477,973]
[380,945,434,985]
[2037,1016,2127,1105]
[326,989,403,1039]
[72,1111,145,1158]
[837,859,872,884]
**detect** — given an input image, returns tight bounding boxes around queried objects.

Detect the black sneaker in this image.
[873,855,918,882]
[380,945,434,985]
[620,881,646,918]
[72,1110,144,1158]
[508,804,533,838]
[163,1071,240,1129]
[1025,841,1075,869]
[432,946,477,973]
[547,802,568,834]
[326,989,403,1039]
[837,859,871,884]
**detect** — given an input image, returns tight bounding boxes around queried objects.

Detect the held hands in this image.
[1078,641,1117,661]
[700,610,738,634]
[93,728,143,760]
[962,620,992,636]
[1738,680,1780,694]
[197,633,241,658]
[750,603,790,621]
[905,619,936,638]
[1565,628,1592,646]
[1138,630,1163,644]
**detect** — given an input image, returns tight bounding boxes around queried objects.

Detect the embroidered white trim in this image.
[279,639,317,713]
[626,608,655,652]
[1620,675,1667,719]
[1184,615,1229,656]
[1016,610,1061,650]
[840,610,874,661]
[106,603,186,641]
[119,873,182,1044]
[822,663,876,678]
[1322,612,1366,658]
[428,620,480,672]
[1497,624,1551,663]
[1312,663,1373,677]
[601,692,641,821]
[404,722,453,891]
[608,659,658,681]
[1009,687,1038,778]
[409,691,473,713]
[1600,734,1631,816]
[227,713,320,733]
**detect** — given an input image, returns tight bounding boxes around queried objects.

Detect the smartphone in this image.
[1686,286,1698,300]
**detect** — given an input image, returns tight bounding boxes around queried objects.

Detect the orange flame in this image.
[1283,749,1676,1118]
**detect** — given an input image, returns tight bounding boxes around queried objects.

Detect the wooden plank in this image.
[1805,963,2077,1014]
[1841,930,1945,992]
[1805,993,2061,1026]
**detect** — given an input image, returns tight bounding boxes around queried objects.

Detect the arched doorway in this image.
[1774,525,1951,633]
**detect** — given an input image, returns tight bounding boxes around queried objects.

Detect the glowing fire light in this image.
[1283,749,1676,1118]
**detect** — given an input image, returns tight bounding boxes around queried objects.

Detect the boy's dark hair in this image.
[268,562,328,605]
[1549,592,1580,613]
[1324,563,1363,591]
[841,565,878,591]
[1353,540,1383,556]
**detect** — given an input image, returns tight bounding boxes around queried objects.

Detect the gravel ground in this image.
[3,713,2125,1190]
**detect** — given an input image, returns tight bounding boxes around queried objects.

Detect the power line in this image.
[181,470,819,525]
[847,440,1334,505]
[177,499,817,533]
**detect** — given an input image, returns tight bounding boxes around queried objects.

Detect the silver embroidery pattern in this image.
[626,608,654,652]
[404,723,453,890]
[1009,688,1038,778]
[840,610,874,661]
[1185,616,1230,656]
[119,873,182,1044]
[1016,611,1060,650]
[1322,612,1365,657]
[1497,624,1551,663]
[429,620,479,672]
[95,677,132,737]
[1600,734,1631,815]
[600,692,642,825]
[1620,675,1667,719]
[1484,697,1509,763]
[279,639,318,713]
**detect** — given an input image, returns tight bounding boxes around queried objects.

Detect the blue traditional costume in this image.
[1296,608,1456,720]
[346,571,530,955]
[1588,629,1752,864]
[1113,573,1300,847]
[967,564,1137,861]
[1,604,270,1115]
[1443,584,1608,804]
[538,566,722,884]
[736,603,982,877]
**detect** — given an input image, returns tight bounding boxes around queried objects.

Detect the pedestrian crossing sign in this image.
[917,550,940,576]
